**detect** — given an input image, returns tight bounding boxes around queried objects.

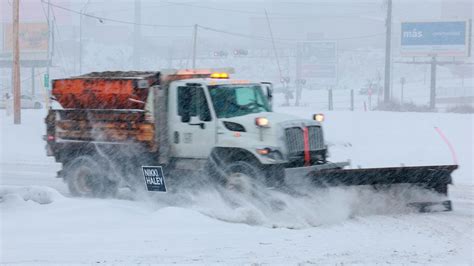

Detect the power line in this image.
[332,33,385,40]
[40,1,386,44]
[198,25,278,42]
[50,6,73,77]
[81,0,91,12]
[161,0,377,19]
[1,71,46,94]
[41,0,192,28]
[83,2,177,13]
[198,25,385,43]
[40,0,71,77]
[160,0,262,15]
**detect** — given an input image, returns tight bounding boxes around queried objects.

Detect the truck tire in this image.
[222,161,265,193]
[64,156,118,198]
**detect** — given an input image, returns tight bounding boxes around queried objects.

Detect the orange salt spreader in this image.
[52,71,160,109]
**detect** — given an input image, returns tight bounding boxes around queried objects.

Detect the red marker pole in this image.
[434,127,458,165]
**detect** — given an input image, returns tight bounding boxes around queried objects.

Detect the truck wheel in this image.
[64,156,118,198]
[223,161,265,193]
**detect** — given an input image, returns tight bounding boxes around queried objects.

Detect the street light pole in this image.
[79,13,83,74]
[46,0,50,91]
[133,0,141,69]
[79,0,90,74]
[192,24,197,69]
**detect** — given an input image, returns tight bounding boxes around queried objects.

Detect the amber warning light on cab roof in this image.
[166,69,232,81]
[210,72,230,79]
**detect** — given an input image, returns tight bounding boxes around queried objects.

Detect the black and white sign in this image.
[296,41,338,85]
[142,166,167,192]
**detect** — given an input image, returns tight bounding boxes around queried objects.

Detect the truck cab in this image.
[163,73,328,172]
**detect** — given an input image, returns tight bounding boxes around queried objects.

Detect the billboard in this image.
[297,41,337,84]
[400,21,469,57]
[3,23,48,53]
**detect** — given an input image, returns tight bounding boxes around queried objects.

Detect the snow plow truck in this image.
[44,69,457,212]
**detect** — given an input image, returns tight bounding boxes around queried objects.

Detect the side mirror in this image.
[261,82,273,98]
[261,82,273,110]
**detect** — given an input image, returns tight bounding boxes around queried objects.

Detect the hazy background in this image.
[0,0,472,104]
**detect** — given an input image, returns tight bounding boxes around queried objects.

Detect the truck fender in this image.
[209,147,261,168]
[207,147,284,187]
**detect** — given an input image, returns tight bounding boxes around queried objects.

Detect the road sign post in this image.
[400,77,406,107]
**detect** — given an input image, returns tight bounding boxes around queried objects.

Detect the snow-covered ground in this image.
[1,108,473,264]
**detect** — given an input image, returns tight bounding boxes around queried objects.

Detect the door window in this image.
[177,86,211,123]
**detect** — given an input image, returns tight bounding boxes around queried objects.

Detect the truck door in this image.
[169,84,215,158]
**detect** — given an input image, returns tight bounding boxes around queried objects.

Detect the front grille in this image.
[308,126,324,151]
[285,126,324,155]
[285,127,305,155]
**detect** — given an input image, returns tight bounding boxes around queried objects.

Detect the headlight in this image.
[255,117,270,127]
[313,113,325,122]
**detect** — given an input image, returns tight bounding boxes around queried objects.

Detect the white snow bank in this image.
[1,184,471,265]
[0,185,64,205]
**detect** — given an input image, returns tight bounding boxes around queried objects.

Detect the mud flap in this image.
[408,200,452,212]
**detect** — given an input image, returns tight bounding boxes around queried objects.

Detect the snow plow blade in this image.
[286,164,458,212]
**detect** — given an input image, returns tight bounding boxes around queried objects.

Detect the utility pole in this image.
[133,0,141,69]
[468,19,472,57]
[383,0,392,104]
[12,0,21,124]
[192,24,197,69]
[46,0,50,92]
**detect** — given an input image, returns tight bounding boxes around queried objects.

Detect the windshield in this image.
[208,84,271,118]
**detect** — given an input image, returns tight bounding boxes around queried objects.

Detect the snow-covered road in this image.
[1,109,473,264]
